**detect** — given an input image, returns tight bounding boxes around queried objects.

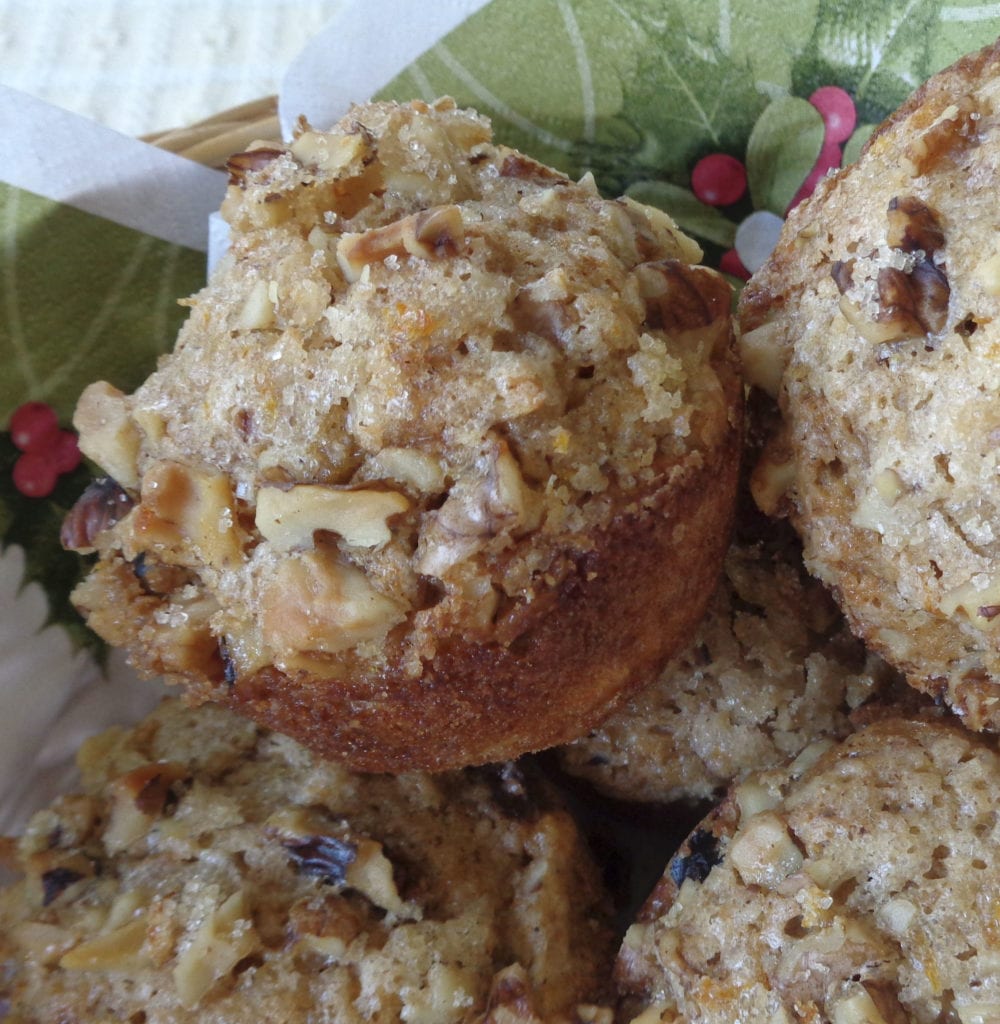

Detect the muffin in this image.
[739,38,1000,730]
[0,698,613,1023]
[616,706,1000,1024]
[63,97,742,770]
[557,523,897,804]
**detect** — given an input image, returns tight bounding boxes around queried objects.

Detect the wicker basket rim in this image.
[142,95,279,170]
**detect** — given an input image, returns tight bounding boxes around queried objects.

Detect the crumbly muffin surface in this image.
[558,530,895,804]
[0,699,612,1024]
[617,711,1000,1024]
[65,97,740,769]
[739,39,1000,729]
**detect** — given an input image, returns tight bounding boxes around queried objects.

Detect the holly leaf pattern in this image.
[791,0,1000,125]
[0,184,204,425]
[746,97,825,214]
[378,0,782,196]
[625,180,737,248]
[1,184,205,651]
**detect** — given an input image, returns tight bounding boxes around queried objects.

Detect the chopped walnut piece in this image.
[336,205,465,282]
[102,762,188,853]
[226,147,286,187]
[750,427,797,518]
[255,484,410,551]
[830,987,891,1024]
[885,196,945,256]
[902,94,979,177]
[59,914,152,972]
[260,547,407,659]
[833,196,951,344]
[622,197,704,265]
[9,921,77,967]
[729,810,804,889]
[366,447,446,495]
[73,381,141,491]
[344,837,412,917]
[485,964,541,1023]
[875,262,949,338]
[289,894,364,957]
[172,890,260,1009]
[738,318,788,398]
[499,152,568,183]
[415,440,541,578]
[26,851,94,907]
[291,128,370,174]
[127,460,246,571]
[635,260,731,334]
[236,278,277,331]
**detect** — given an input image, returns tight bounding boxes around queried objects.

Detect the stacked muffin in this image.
[8,37,1000,1023]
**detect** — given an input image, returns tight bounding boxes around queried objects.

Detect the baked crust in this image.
[224,435,740,770]
[67,98,742,771]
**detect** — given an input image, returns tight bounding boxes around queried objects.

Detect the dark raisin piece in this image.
[669,828,723,886]
[284,835,357,885]
[41,867,85,906]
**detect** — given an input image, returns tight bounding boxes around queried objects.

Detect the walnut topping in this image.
[366,447,446,495]
[499,152,568,182]
[291,128,370,174]
[635,260,731,334]
[486,964,540,1022]
[226,147,286,187]
[885,196,945,256]
[833,197,951,344]
[127,460,246,571]
[830,987,891,1024]
[260,547,407,658]
[172,890,260,1008]
[236,279,277,331]
[289,894,364,957]
[415,440,541,578]
[73,381,141,491]
[29,854,94,907]
[59,914,152,973]
[874,261,949,338]
[940,576,1000,626]
[102,762,188,853]
[750,426,797,518]
[60,477,135,554]
[738,318,788,398]
[343,836,411,917]
[729,810,804,889]
[902,94,979,178]
[336,205,465,282]
[255,484,410,551]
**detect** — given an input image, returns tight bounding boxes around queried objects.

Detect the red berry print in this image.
[809,86,856,144]
[8,400,83,497]
[12,452,59,498]
[719,248,751,281]
[10,401,59,453]
[787,139,843,212]
[50,430,82,474]
[691,153,747,206]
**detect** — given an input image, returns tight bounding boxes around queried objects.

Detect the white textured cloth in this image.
[0,0,346,135]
